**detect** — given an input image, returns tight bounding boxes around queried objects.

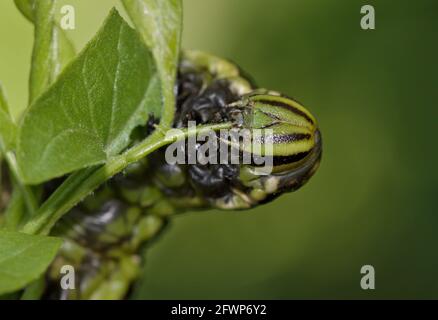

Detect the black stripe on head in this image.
[273,133,311,144]
[254,133,311,144]
[256,99,314,125]
[250,150,312,167]
[272,151,311,166]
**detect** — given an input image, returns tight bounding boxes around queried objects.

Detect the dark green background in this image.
[1,0,437,299]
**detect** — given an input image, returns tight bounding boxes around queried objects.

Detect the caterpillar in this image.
[2,51,322,299]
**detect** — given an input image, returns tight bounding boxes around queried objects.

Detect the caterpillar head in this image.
[210,91,322,209]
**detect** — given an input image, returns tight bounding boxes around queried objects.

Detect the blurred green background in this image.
[1,0,438,299]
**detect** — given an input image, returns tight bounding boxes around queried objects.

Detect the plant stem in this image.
[5,152,38,215]
[20,123,232,235]
[1,186,26,230]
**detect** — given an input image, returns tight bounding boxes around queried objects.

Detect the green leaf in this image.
[14,0,75,57]
[0,85,38,216]
[122,0,182,80]
[0,230,62,295]
[18,9,159,184]
[13,0,35,21]
[1,188,26,231]
[15,0,76,104]
[0,84,17,152]
[122,0,182,127]
[21,276,46,300]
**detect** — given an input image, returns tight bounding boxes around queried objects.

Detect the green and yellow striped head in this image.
[227,91,322,207]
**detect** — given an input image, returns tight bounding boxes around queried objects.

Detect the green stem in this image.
[1,186,26,230]
[20,123,232,235]
[5,152,38,215]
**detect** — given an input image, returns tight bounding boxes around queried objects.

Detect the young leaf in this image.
[1,84,38,215]
[122,0,182,127]
[14,0,75,62]
[14,0,76,104]
[1,188,26,231]
[0,230,62,295]
[0,84,17,152]
[14,0,38,22]
[18,9,159,184]
[21,276,46,300]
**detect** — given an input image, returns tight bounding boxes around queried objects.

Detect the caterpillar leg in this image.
[44,192,167,300]
[47,244,140,300]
